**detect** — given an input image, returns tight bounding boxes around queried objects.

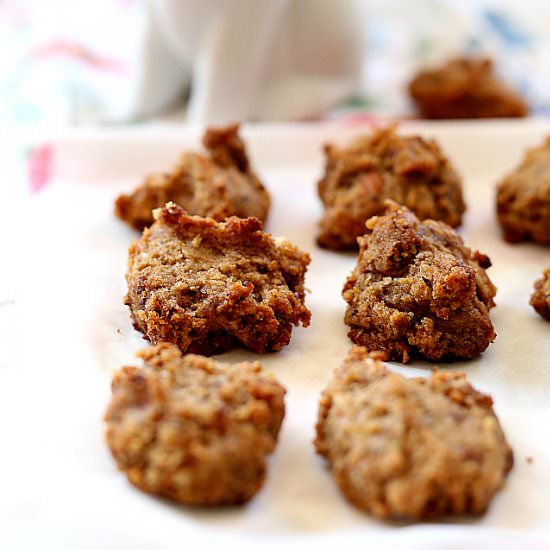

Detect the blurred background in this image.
[1,0,550,129]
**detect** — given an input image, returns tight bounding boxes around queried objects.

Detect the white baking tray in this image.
[5,121,550,549]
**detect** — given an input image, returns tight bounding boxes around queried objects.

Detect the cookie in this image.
[315,347,513,520]
[409,57,527,119]
[530,267,550,319]
[115,124,269,230]
[125,202,311,355]
[317,126,465,250]
[497,136,550,245]
[343,201,496,362]
[105,343,286,505]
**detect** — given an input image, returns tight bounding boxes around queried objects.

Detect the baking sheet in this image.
[5,121,550,549]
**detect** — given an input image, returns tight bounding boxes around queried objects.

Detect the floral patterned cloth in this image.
[2,0,549,127]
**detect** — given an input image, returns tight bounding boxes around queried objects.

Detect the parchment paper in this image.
[4,121,550,549]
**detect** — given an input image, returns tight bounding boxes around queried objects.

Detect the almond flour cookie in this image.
[105,343,286,505]
[496,137,550,245]
[115,124,269,230]
[125,202,311,355]
[343,202,496,363]
[317,126,465,250]
[409,57,527,119]
[315,347,513,520]
[530,267,550,320]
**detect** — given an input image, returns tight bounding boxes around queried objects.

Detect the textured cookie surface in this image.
[317,126,465,250]
[343,202,496,362]
[105,343,286,505]
[530,267,550,320]
[315,347,513,520]
[125,202,311,355]
[497,137,550,245]
[409,57,527,119]
[115,124,270,230]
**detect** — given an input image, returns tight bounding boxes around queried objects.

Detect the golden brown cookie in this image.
[125,202,311,355]
[530,267,550,319]
[105,343,286,506]
[317,126,465,250]
[343,201,496,362]
[315,347,513,520]
[409,57,527,119]
[497,137,550,245]
[115,124,269,230]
